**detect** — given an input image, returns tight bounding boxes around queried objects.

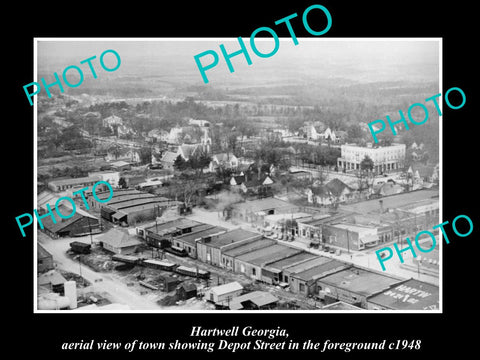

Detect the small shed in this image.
[204,281,243,306]
[176,282,197,300]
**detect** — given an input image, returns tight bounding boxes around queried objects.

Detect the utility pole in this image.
[87,217,93,245]
[346,229,350,254]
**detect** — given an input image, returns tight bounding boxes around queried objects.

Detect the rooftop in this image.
[341,189,439,215]
[37,243,52,259]
[38,270,67,287]
[232,198,297,214]
[322,301,363,310]
[48,176,101,187]
[110,160,131,167]
[264,212,312,223]
[38,191,97,220]
[229,291,279,310]
[210,281,243,296]
[106,193,158,205]
[263,252,318,272]
[367,279,439,310]
[174,226,227,245]
[222,239,276,258]
[145,218,204,235]
[283,256,335,275]
[248,246,302,267]
[93,189,141,200]
[292,259,349,282]
[161,151,179,164]
[317,266,403,296]
[199,228,261,248]
[297,214,333,226]
[235,244,300,265]
[97,228,142,248]
[40,206,97,234]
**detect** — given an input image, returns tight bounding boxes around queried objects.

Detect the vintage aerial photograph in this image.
[34,38,440,312]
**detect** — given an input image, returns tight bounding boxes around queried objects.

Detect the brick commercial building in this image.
[196,229,262,267]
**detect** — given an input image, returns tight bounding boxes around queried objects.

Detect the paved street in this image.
[38,232,163,310]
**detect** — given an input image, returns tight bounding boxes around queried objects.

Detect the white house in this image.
[209,153,239,172]
[102,115,123,128]
[167,127,183,144]
[148,129,169,142]
[323,127,336,142]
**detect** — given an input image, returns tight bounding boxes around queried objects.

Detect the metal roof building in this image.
[316,266,404,309]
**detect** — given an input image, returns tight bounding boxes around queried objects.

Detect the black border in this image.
[9,0,477,357]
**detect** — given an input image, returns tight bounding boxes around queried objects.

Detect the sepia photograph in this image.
[34,38,441,312]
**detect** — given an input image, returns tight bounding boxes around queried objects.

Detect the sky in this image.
[37,39,440,86]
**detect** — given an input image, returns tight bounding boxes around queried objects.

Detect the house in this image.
[102,115,123,128]
[160,151,179,170]
[176,283,198,300]
[323,127,336,142]
[98,228,142,255]
[38,244,54,273]
[375,182,404,196]
[106,146,140,163]
[209,153,239,172]
[177,144,201,161]
[240,175,274,195]
[305,123,326,140]
[204,281,244,307]
[117,124,135,137]
[306,186,334,206]
[230,174,246,186]
[167,127,184,144]
[228,291,279,310]
[325,178,354,203]
[306,179,353,206]
[148,129,170,142]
